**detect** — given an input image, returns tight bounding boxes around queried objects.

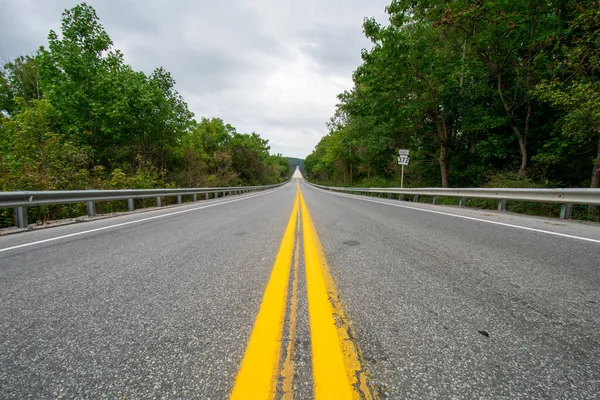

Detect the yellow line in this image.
[320,240,374,399]
[281,211,301,399]
[230,187,299,400]
[299,188,373,400]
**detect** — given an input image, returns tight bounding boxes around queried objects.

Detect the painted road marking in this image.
[281,206,301,399]
[0,185,289,254]
[230,187,300,399]
[306,183,600,245]
[231,181,372,399]
[299,189,373,399]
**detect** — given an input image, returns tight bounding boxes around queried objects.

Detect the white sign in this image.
[398,155,410,165]
[399,149,410,156]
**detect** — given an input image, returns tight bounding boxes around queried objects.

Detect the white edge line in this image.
[0,184,290,254]
[303,181,600,245]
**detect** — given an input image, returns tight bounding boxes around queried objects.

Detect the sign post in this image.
[398,149,410,188]
[401,164,404,189]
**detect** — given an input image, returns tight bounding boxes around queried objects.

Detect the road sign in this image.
[398,155,410,166]
[397,149,410,188]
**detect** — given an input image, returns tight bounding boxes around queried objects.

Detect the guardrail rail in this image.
[1,179,290,228]
[305,181,600,220]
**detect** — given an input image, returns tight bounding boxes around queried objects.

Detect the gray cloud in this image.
[0,0,390,158]
[299,24,367,75]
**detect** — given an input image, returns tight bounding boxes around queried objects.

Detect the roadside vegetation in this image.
[287,157,305,175]
[304,0,599,219]
[0,3,289,227]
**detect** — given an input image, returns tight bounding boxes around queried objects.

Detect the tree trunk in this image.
[516,128,528,178]
[497,74,529,178]
[434,112,450,188]
[439,141,450,188]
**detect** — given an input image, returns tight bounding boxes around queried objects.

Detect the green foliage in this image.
[0,3,290,227]
[305,0,599,195]
[534,1,600,188]
[287,157,305,174]
[0,55,41,114]
[0,98,92,191]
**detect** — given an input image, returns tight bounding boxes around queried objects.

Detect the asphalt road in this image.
[1,178,598,399]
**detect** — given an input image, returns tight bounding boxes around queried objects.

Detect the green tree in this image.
[228,132,271,185]
[435,0,559,178]
[0,55,41,115]
[535,2,600,188]
[37,2,126,161]
[0,99,91,191]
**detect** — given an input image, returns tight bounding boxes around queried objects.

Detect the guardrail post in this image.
[177,195,182,204]
[414,195,419,202]
[128,199,134,211]
[16,206,28,228]
[498,199,507,211]
[560,203,573,219]
[459,197,467,207]
[387,193,391,199]
[156,197,162,207]
[87,201,96,217]
[222,191,226,197]
[205,193,209,200]
[433,196,438,205]
[378,193,382,198]
[193,194,197,202]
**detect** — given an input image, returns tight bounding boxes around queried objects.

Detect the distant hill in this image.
[287,157,305,174]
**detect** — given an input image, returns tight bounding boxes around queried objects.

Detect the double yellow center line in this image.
[230,181,373,399]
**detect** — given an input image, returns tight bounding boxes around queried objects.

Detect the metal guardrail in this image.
[1,180,290,228]
[306,181,600,220]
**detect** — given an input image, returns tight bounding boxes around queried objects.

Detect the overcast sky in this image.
[0,0,390,158]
